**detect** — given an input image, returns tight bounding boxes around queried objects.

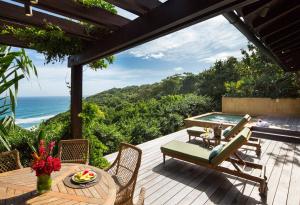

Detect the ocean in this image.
[15,96,70,129]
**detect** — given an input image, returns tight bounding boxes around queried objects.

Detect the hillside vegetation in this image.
[2,44,299,168]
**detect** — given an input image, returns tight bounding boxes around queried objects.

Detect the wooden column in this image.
[70,65,83,139]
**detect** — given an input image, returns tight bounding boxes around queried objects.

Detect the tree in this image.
[224,44,300,98]
[0,45,37,150]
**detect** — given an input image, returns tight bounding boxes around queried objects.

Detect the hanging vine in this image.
[0,0,117,69]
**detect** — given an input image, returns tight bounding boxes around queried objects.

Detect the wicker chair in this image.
[105,143,142,205]
[58,139,89,164]
[0,150,23,173]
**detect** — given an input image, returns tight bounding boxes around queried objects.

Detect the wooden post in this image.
[70,65,83,139]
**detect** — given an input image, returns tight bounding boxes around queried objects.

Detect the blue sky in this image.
[18,14,248,97]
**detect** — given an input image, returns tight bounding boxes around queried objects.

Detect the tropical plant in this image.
[0,45,37,151]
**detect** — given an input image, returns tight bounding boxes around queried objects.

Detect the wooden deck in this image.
[249,116,300,132]
[105,129,300,205]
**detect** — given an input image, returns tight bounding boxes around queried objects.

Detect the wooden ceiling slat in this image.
[262,21,300,42]
[240,0,271,17]
[134,0,162,11]
[267,30,300,46]
[0,1,96,40]
[260,18,300,39]
[14,0,130,29]
[69,0,258,66]
[253,3,300,30]
[272,37,300,53]
[279,52,300,71]
[105,0,161,16]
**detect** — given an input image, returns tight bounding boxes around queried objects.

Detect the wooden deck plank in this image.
[246,141,289,205]
[273,143,295,205]
[266,142,290,205]
[234,140,278,204]
[286,144,300,205]
[210,139,273,205]
[103,128,299,205]
[164,168,213,205]
[150,162,207,205]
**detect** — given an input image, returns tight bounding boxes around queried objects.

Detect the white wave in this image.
[16,114,55,124]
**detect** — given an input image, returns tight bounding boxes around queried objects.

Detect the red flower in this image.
[31,140,61,176]
[42,156,53,175]
[39,140,46,157]
[32,159,45,170]
[48,141,55,154]
[52,158,61,171]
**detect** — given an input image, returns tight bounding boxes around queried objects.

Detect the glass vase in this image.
[37,174,52,194]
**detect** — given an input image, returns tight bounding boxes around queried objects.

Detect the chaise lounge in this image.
[161,127,267,195]
[187,114,262,156]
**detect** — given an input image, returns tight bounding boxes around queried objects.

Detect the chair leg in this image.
[163,154,165,164]
[259,180,268,196]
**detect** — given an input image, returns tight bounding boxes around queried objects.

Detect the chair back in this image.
[107,143,142,205]
[0,150,22,173]
[58,139,89,164]
[223,114,251,140]
[211,127,251,166]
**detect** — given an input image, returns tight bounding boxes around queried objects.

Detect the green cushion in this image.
[209,144,224,162]
[222,126,233,137]
[224,114,251,139]
[211,127,251,166]
[161,140,210,164]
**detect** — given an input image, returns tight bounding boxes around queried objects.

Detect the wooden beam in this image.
[0,1,96,40]
[14,0,130,29]
[70,65,83,139]
[0,34,30,49]
[69,0,258,66]
[105,0,161,16]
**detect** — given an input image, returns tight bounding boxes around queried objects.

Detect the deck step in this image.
[252,130,300,143]
[252,126,300,137]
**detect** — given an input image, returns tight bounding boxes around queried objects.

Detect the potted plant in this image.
[31,140,61,194]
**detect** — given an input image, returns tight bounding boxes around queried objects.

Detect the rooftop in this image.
[105,129,300,204]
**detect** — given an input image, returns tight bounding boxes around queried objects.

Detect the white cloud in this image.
[202,51,242,63]
[82,65,189,96]
[18,64,70,96]
[127,15,248,64]
[17,14,249,97]
[174,67,183,71]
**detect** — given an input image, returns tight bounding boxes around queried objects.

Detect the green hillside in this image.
[2,44,299,168]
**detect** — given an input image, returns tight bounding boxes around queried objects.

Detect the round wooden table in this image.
[0,163,116,205]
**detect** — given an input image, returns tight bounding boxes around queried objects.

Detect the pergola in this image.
[0,0,299,138]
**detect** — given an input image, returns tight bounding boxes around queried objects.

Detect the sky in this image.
[17,11,248,97]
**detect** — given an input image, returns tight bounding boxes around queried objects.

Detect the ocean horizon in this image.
[16,96,70,129]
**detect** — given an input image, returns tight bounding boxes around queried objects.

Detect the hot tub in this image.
[184,112,250,128]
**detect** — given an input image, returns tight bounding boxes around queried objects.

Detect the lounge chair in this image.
[161,128,267,195]
[222,114,261,156]
[187,114,261,156]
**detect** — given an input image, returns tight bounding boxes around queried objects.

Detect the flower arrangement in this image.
[31,140,61,194]
[31,140,61,176]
